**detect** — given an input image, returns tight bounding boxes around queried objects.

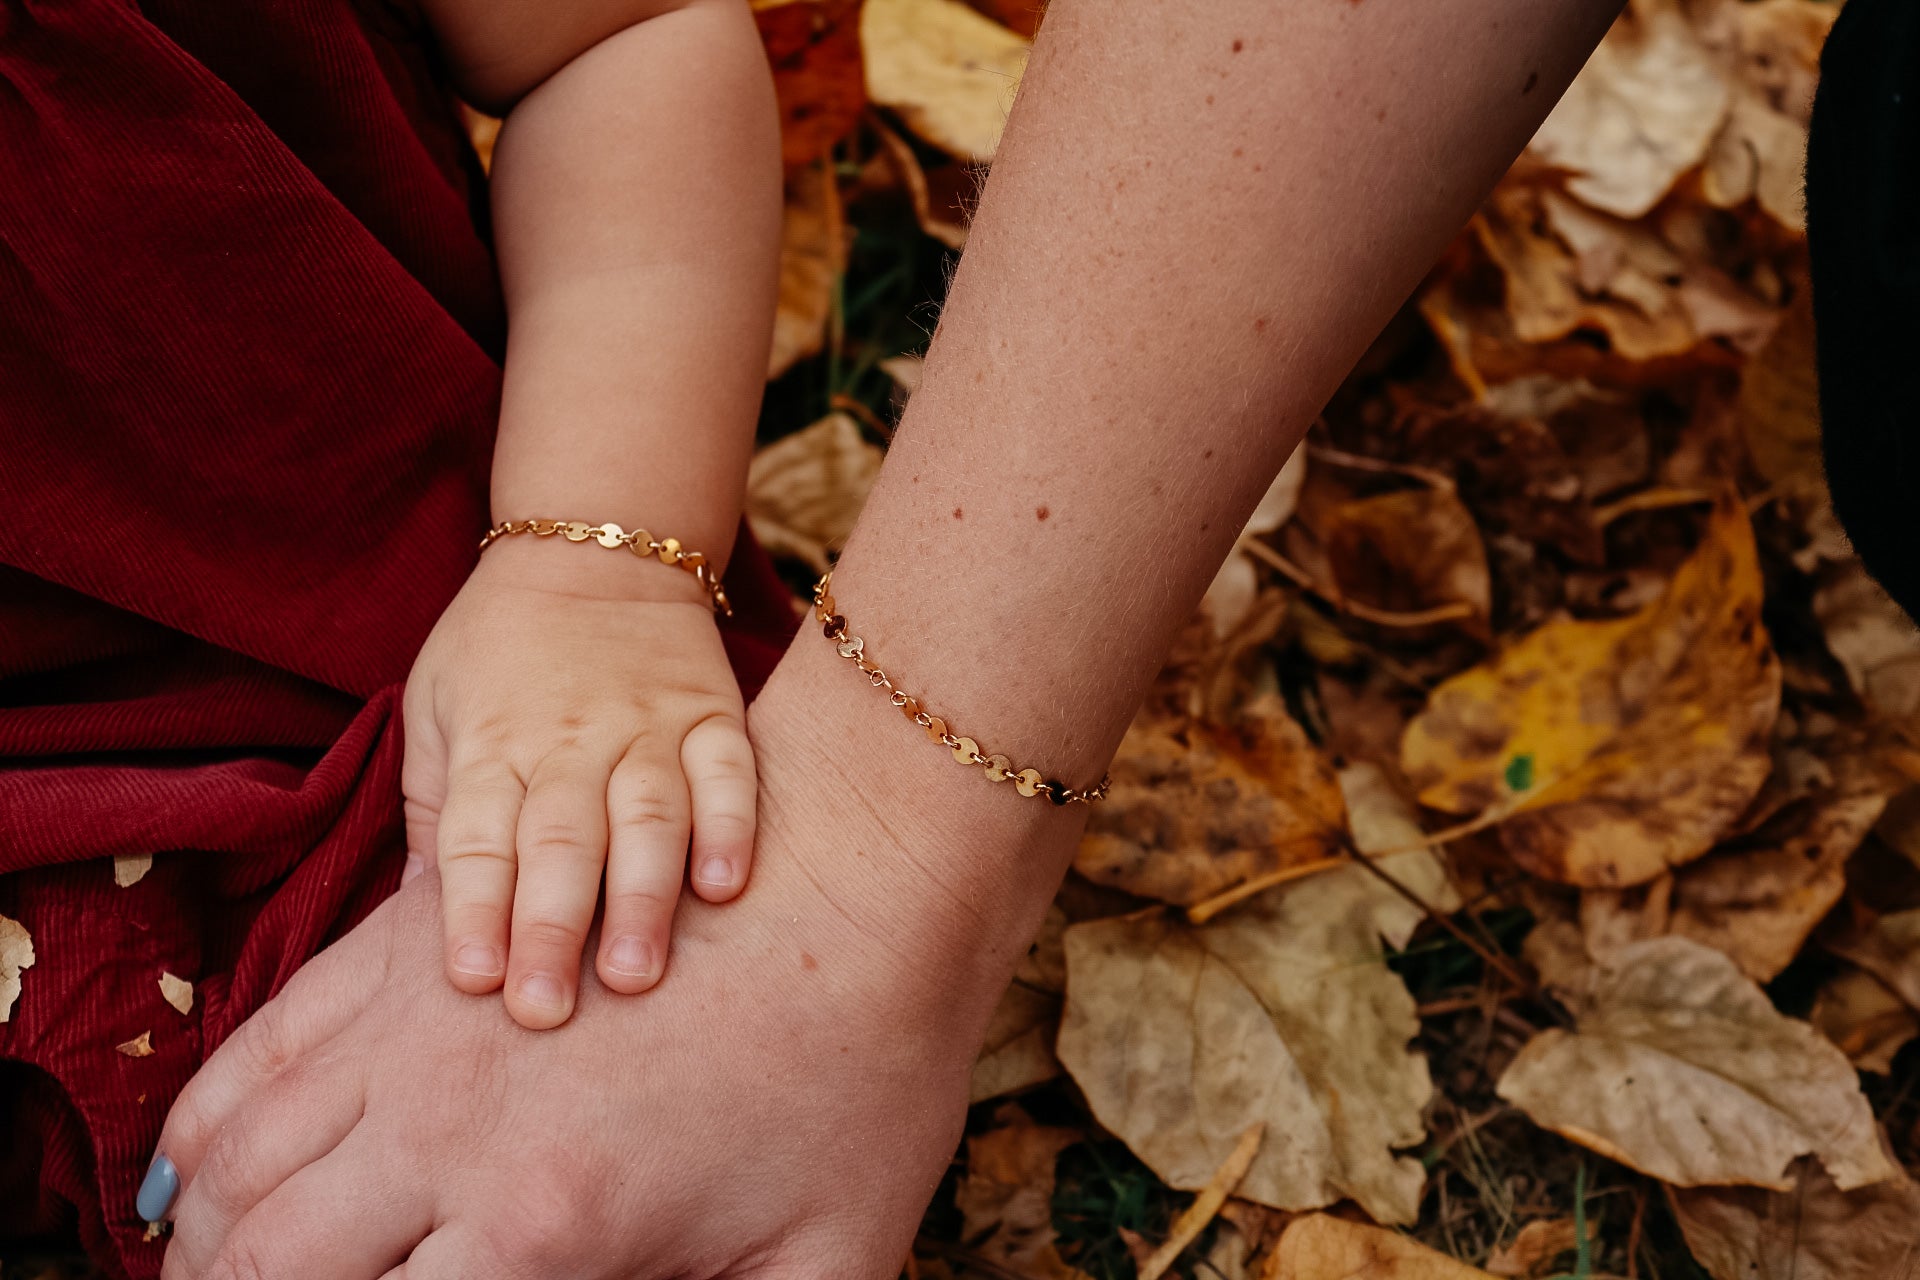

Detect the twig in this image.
[1626,1184,1646,1279]
[829,392,895,440]
[1137,1124,1265,1280]
[1185,855,1351,924]
[1344,838,1543,1002]
[1243,540,1479,629]
[1591,485,1715,527]
[1306,443,1457,493]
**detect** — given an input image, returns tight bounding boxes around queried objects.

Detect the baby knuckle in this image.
[514,916,589,951]
[205,1236,276,1280]
[520,821,595,858]
[232,1005,297,1079]
[609,794,681,830]
[438,833,513,867]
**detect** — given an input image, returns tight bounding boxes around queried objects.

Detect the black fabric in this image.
[1810,0,1920,618]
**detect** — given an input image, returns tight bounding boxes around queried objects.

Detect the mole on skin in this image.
[1522,71,1539,94]
[1231,38,1244,52]
[952,507,964,520]
[801,953,819,971]
[1037,505,1050,521]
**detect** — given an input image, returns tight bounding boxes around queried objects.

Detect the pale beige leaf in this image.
[1058,826,1457,1225]
[1497,937,1894,1191]
[1814,560,1920,727]
[971,907,1067,1104]
[1670,1154,1920,1280]
[862,0,1030,162]
[1204,450,1306,637]
[1267,1215,1494,1279]
[768,165,845,379]
[114,853,153,887]
[1809,967,1917,1076]
[745,412,882,573]
[0,914,34,1023]
[1526,0,1732,218]
[159,972,194,1016]
[117,1031,154,1058]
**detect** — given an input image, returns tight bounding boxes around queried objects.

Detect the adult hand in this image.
[152,641,1079,1279]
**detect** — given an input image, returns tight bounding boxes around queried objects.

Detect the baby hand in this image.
[401,538,755,1029]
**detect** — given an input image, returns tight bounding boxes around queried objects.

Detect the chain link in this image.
[812,570,1111,807]
[479,519,732,616]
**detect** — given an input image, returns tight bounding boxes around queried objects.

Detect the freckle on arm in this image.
[953,507,964,520]
[1036,505,1050,521]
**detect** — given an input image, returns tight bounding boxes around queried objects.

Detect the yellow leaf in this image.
[1670,1155,1920,1280]
[1400,494,1781,887]
[159,972,194,1016]
[1074,696,1346,908]
[1525,0,1732,218]
[861,0,1030,162]
[1496,937,1895,1191]
[1266,1215,1494,1279]
[1058,776,1457,1226]
[0,914,33,1023]
[768,164,845,380]
[117,1031,154,1058]
[114,852,153,887]
[745,411,882,572]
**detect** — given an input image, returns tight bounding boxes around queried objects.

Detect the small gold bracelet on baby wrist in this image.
[479,519,732,616]
[812,571,1110,806]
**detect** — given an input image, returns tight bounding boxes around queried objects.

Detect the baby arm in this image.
[402,0,782,1029]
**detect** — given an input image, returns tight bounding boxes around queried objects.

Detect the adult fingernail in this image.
[695,856,733,888]
[519,972,567,1010]
[137,1154,179,1223]
[453,943,503,977]
[605,936,655,978]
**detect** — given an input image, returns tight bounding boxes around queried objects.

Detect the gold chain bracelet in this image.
[812,571,1109,806]
[479,519,732,616]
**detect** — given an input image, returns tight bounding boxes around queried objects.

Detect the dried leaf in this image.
[1136,1124,1263,1280]
[1737,289,1821,494]
[1074,696,1345,907]
[0,914,33,1023]
[1496,937,1896,1191]
[1526,0,1732,218]
[861,0,1030,162]
[1483,1218,1586,1278]
[1815,560,1920,727]
[1401,494,1781,887]
[753,0,866,169]
[971,906,1067,1103]
[159,972,194,1016]
[1693,0,1834,230]
[1669,1154,1920,1280]
[1058,779,1457,1225]
[114,852,153,887]
[1826,907,1920,1013]
[1809,967,1918,1075]
[745,411,882,571]
[1322,487,1492,637]
[1204,449,1306,637]
[117,1031,154,1058]
[768,164,846,379]
[1266,1215,1494,1279]
[954,1106,1090,1280]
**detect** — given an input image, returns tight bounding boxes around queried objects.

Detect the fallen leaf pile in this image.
[466,0,1908,1274]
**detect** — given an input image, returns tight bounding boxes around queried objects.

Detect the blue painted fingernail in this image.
[137,1154,179,1222]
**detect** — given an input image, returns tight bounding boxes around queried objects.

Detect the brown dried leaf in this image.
[1809,967,1918,1075]
[753,0,867,169]
[1322,487,1492,637]
[1267,1215,1494,1279]
[954,1106,1091,1280]
[159,972,194,1017]
[1526,0,1732,219]
[1669,1154,1920,1280]
[861,0,1029,162]
[768,165,846,379]
[1826,907,1920,1013]
[1814,560,1920,728]
[116,1031,154,1058]
[1075,695,1345,907]
[1693,0,1834,230]
[0,914,33,1023]
[1483,1218,1587,1279]
[114,852,153,887]
[745,411,882,572]
[1496,937,1895,1191]
[1401,494,1781,887]
[1058,778,1457,1225]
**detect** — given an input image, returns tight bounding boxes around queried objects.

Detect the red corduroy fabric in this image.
[0,3,797,1275]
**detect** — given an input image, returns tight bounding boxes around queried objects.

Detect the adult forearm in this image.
[826,0,1620,792]
[484,0,780,593]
